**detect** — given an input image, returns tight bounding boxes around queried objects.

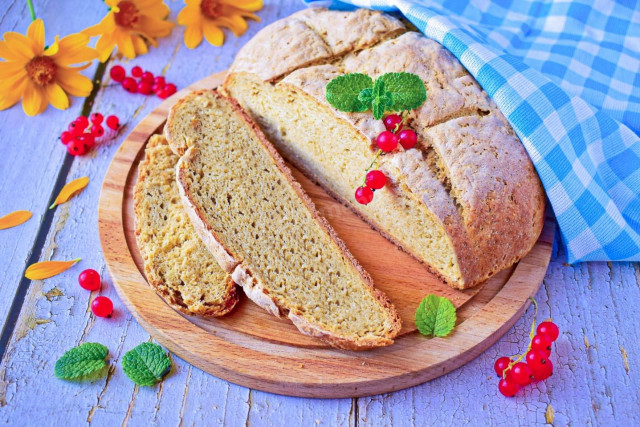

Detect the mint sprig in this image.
[122,342,171,386]
[415,294,457,338]
[326,72,427,119]
[54,342,109,380]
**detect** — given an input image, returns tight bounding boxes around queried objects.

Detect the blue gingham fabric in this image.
[304,0,640,263]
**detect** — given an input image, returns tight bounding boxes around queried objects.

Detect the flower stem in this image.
[502,297,539,378]
[27,0,36,21]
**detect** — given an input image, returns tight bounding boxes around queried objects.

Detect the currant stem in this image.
[502,297,539,379]
[27,0,36,21]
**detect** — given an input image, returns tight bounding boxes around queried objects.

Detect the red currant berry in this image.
[531,334,553,356]
[110,65,126,82]
[154,76,165,87]
[122,77,138,93]
[525,349,550,371]
[164,83,177,96]
[60,131,73,145]
[90,113,103,125]
[398,129,418,150]
[106,115,120,130]
[157,89,170,99]
[78,269,101,291]
[68,122,84,136]
[141,71,154,83]
[152,84,164,95]
[91,296,113,317]
[530,357,553,380]
[67,138,87,156]
[74,116,89,130]
[537,321,559,342]
[91,125,105,138]
[131,66,143,77]
[510,362,533,385]
[498,378,520,397]
[376,131,398,152]
[494,356,511,377]
[365,170,387,189]
[77,134,96,150]
[383,114,403,132]
[138,81,152,95]
[355,186,374,205]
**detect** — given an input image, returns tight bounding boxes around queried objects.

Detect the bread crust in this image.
[133,135,239,317]
[172,90,401,350]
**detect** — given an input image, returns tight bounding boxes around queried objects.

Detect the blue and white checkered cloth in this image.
[304,0,640,263]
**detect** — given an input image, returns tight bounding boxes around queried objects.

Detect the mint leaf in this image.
[326,73,373,112]
[55,342,109,380]
[122,342,171,386]
[415,294,457,338]
[378,72,427,111]
[370,79,394,120]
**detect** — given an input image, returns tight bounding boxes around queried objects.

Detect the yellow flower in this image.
[84,0,175,62]
[178,0,263,49]
[0,19,97,116]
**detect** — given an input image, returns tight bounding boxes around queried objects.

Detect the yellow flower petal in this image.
[83,14,116,37]
[183,23,203,49]
[116,32,136,59]
[45,83,69,110]
[26,19,45,54]
[0,210,32,230]
[51,33,97,66]
[138,15,175,38]
[22,82,47,116]
[223,0,263,12]
[131,35,148,56]
[0,61,27,79]
[0,77,27,110]
[25,259,81,280]
[56,67,94,97]
[95,32,116,63]
[177,4,201,25]
[50,176,89,209]
[212,15,248,37]
[44,37,60,56]
[203,21,224,46]
[0,40,29,62]
[2,32,37,59]
[134,0,170,19]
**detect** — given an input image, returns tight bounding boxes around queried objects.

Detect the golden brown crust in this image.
[171,90,400,350]
[133,135,239,316]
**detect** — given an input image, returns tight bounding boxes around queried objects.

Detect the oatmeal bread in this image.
[224,9,546,289]
[134,135,239,316]
[166,90,401,350]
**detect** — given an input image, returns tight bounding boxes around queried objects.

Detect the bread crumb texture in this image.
[134,135,239,316]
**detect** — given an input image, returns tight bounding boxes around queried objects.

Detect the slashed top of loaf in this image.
[229,8,405,82]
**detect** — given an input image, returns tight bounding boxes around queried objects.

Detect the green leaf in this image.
[325,73,373,112]
[54,342,109,380]
[122,342,171,387]
[369,79,394,119]
[415,294,457,338]
[378,72,427,111]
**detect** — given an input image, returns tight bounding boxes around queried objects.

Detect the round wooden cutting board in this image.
[98,71,554,398]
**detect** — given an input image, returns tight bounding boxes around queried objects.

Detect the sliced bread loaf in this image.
[223,11,546,289]
[134,135,239,316]
[166,90,401,350]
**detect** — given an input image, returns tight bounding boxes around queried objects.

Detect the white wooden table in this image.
[1,1,638,425]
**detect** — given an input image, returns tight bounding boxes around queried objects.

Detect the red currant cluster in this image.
[60,113,121,156]
[78,269,114,318]
[110,65,177,99]
[355,114,419,205]
[494,309,560,397]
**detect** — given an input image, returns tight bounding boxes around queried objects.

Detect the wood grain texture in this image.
[0,0,638,425]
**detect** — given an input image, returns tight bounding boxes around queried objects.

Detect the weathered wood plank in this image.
[0,0,104,337]
[0,1,638,425]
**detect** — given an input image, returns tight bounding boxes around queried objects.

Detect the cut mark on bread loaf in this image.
[168,90,401,349]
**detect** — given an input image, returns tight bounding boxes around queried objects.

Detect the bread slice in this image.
[134,135,239,316]
[224,24,545,290]
[165,90,401,349]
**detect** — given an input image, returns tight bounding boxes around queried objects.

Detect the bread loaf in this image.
[224,9,546,289]
[166,90,401,349]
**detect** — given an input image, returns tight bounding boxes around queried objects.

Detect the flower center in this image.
[201,0,223,19]
[26,56,57,86]
[115,1,140,28]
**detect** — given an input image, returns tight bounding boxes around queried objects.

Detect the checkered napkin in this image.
[303,0,640,263]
